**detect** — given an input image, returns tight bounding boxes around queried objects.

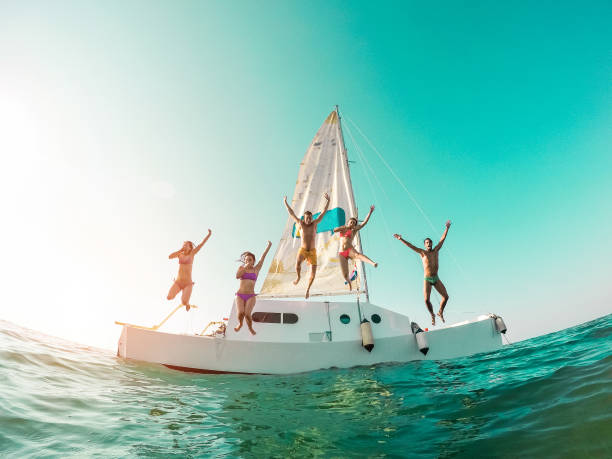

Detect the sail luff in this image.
[336,107,369,301]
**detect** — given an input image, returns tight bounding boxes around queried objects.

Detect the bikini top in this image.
[340,229,353,238]
[241,271,258,281]
[178,254,193,265]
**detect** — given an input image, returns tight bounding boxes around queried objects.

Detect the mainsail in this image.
[260,108,368,298]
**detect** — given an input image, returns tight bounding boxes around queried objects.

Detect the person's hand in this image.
[267,240,272,247]
[393,234,402,240]
[370,205,375,212]
[284,196,288,204]
[323,192,330,201]
[208,229,212,235]
[446,220,451,228]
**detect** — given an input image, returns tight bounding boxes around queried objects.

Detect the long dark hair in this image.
[240,251,256,264]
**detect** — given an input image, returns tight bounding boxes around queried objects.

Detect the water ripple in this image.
[0,315,610,458]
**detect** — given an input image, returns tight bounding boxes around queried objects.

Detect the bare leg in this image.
[305,265,317,299]
[433,279,449,323]
[424,280,435,325]
[293,254,305,285]
[339,256,352,291]
[181,284,193,311]
[350,249,378,268]
[234,296,246,332]
[245,296,257,335]
[167,282,181,301]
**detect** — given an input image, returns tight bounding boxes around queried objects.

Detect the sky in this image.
[0,1,610,350]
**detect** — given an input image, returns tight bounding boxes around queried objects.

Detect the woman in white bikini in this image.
[167,229,212,311]
[333,206,378,291]
[234,241,272,335]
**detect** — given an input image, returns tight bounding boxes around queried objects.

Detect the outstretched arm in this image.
[393,234,424,254]
[193,229,212,255]
[255,241,273,270]
[357,205,375,229]
[313,192,330,224]
[434,220,451,251]
[283,196,300,224]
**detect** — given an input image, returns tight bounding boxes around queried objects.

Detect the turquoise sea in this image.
[1,315,610,458]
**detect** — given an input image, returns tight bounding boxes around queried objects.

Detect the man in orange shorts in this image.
[283,192,330,298]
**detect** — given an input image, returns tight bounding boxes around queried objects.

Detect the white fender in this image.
[411,322,429,355]
[361,319,374,352]
[490,314,508,334]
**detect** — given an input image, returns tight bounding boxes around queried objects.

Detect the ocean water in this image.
[1,315,610,458]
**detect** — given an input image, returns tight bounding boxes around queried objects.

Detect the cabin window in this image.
[339,314,351,324]
[252,312,281,323]
[283,313,298,324]
[371,314,381,324]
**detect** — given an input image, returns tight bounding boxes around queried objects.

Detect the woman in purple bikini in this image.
[167,229,212,311]
[235,240,272,335]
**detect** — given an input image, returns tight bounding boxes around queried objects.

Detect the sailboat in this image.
[116,108,507,374]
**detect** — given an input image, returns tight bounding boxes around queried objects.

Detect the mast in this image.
[336,105,369,302]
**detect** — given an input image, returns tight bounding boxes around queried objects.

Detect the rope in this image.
[345,114,486,324]
[343,122,398,290]
[345,115,471,282]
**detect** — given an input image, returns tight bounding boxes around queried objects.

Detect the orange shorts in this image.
[298,247,317,265]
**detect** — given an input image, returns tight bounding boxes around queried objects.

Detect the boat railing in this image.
[200,321,226,337]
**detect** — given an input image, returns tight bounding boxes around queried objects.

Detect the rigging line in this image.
[343,122,390,201]
[343,122,398,269]
[345,115,470,280]
[345,115,437,232]
[347,121,440,309]
[343,122,394,240]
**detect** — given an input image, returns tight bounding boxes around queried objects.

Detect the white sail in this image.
[260,109,368,298]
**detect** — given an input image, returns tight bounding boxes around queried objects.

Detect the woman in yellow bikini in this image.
[333,205,378,291]
[167,229,212,311]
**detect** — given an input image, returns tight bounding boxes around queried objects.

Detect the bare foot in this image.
[431,314,436,326]
[348,281,352,291]
[234,323,243,332]
[374,263,378,268]
[248,327,256,335]
[437,311,445,323]
[184,304,190,312]
[305,289,310,299]
[293,276,301,285]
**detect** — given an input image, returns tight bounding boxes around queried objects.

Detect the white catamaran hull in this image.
[117,108,507,374]
[117,300,504,374]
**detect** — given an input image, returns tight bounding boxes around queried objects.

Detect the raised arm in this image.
[255,241,273,270]
[357,205,375,229]
[193,229,212,255]
[434,220,451,251]
[313,192,330,224]
[283,196,300,224]
[393,234,424,254]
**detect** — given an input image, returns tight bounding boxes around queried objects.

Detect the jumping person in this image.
[283,193,330,299]
[333,205,378,291]
[393,220,451,325]
[167,229,212,311]
[234,241,272,335]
